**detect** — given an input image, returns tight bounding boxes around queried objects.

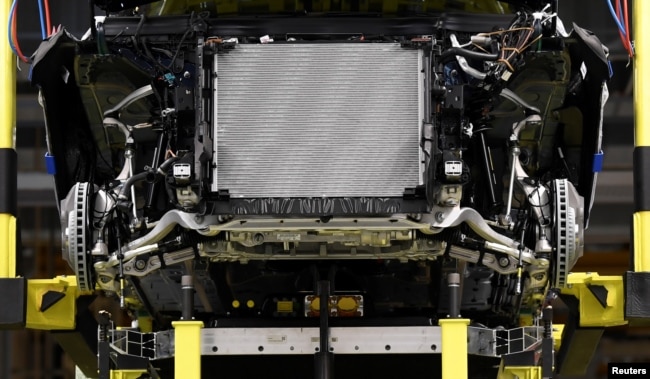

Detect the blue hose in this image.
[36,0,46,39]
[7,0,19,57]
[605,0,627,36]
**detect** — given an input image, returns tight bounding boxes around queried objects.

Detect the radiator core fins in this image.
[213,43,423,198]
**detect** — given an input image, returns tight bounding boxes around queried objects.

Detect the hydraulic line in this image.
[145,132,167,211]
[118,156,180,203]
[440,46,498,62]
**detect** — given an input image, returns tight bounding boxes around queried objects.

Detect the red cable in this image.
[615,0,632,58]
[11,3,29,63]
[44,0,52,36]
[623,0,633,57]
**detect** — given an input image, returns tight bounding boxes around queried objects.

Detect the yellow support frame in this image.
[172,320,204,379]
[25,276,87,330]
[560,272,627,327]
[628,0,650,324]
[0,0,17,279]
[634,0,650,272]
[439,318,470,379]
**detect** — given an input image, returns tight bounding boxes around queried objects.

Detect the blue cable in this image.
[605,0,627,36]
[7,0,19,57]
[36,0,46,39]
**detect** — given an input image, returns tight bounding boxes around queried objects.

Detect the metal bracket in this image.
[0,277,26,329]
[26,275,90,330]
[560,272,627,327]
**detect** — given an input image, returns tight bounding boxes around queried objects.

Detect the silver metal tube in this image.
[503,145,520,225]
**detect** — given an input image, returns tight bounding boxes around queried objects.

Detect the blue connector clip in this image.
[608,60,614,79]
[45,152,56,175]
[163,73,176,86]
[592,150,604,173]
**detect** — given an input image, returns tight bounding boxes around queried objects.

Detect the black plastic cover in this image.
[634,147,650,212]
[0,277,26,329]
[0,149,17,216]
[625,271,650,320]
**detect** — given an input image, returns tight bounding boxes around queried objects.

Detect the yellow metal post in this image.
[172,320,203,379]
[439,318,470,379]
[627,1,650,322]
[633,0,650,272]
[0,0,24,330]
[0,0,17,279]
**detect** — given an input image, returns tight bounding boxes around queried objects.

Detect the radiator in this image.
[212,43,423,198]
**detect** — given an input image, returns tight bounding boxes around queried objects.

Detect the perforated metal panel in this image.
[212,43,423,198]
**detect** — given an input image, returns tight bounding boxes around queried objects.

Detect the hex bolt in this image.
[135,260,146,270]
[253,233,264,244]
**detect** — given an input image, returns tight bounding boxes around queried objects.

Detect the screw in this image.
[135,260,146,270]
[435,212,445,223]
[499,257,510,267]
[253,233,264,244]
